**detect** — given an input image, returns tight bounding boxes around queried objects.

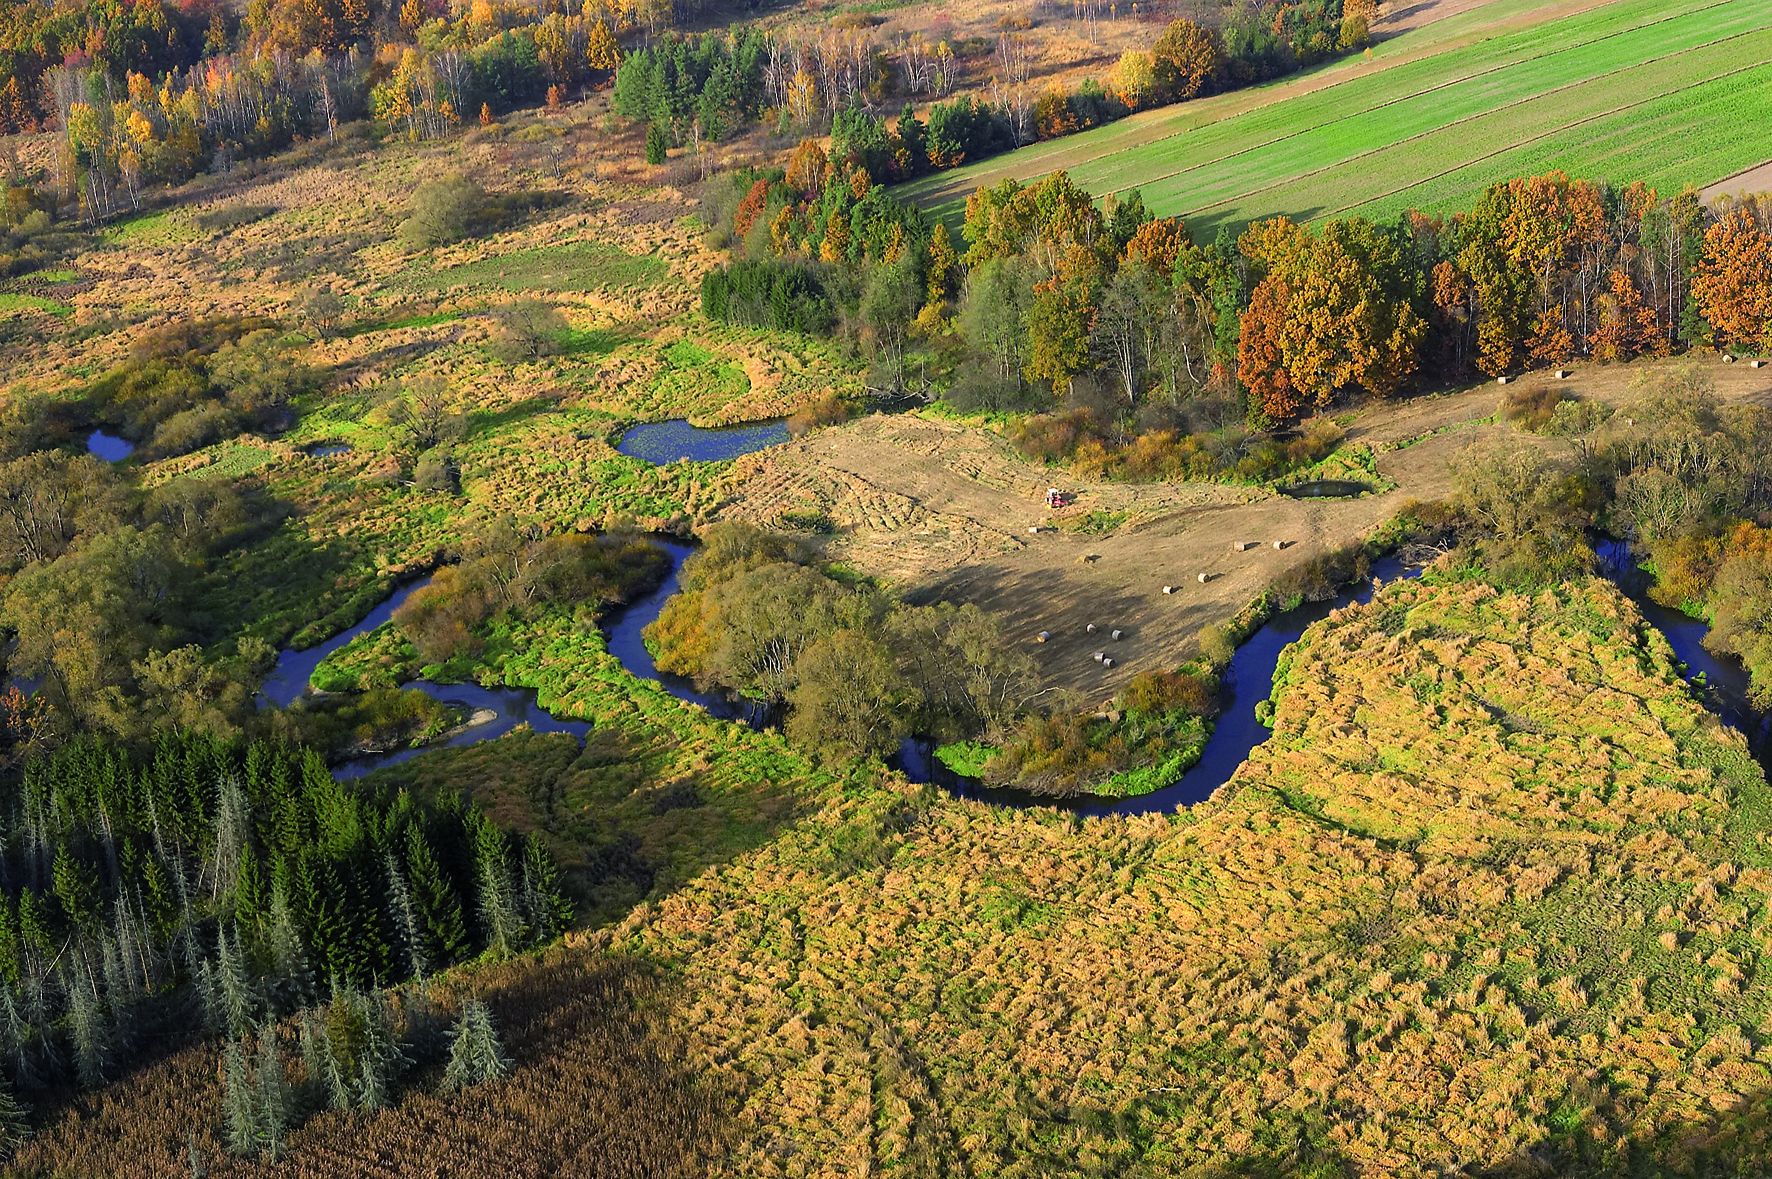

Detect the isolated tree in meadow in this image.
[488,300,569,364]
[398,173,488,249]
[1693,205,1772,354]
[391,374,455,453]
[297,287,345,339]
[442,998,510,1089]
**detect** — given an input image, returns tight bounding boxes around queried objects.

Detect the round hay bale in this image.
[1092,651,1105,662]
[1111,629,1123,640]
[1085,622,1097,633]
[1102,657,1115,669]
[1198,572,1210,584]
[1035,631,1050,643]
[1163,585,1175,595]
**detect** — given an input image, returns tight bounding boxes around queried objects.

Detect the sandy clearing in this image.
[1704,160,1772,202]
[720,356,1772,699]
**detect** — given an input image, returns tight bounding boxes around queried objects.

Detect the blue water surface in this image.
[616,418,789,464]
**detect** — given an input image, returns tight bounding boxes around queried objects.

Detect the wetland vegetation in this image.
[3,0,1772,1171]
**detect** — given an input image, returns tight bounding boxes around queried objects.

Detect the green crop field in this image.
[897,0,1772,237]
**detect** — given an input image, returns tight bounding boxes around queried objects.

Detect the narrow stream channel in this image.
[262,537,1770,807]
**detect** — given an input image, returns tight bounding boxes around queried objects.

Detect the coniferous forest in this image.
[0,729,566,1156]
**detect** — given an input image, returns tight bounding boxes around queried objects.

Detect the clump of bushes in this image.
[984,666,1218,796]
[1012,408,1346,485]
[646,523,1036,762]
[82,316,315,458]
[394,522,671,666]
[787,390,853,436]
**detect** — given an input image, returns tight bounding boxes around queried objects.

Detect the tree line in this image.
[697,159,1772,484]
[613,5,1373,180]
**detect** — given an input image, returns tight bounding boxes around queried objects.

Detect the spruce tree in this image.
[442,998,510,1090]
[297,857,347,984]
[51,847,99,933]
[266,884,313,1010]
[215,924,255,1038]
[0,1079,28,1162]
[382,852,428,981]
[234,847,266,938]
[0,984,39,1090]
[221,1035,257,1156]
[66,969,109,1089]
[519,835,573,946]
[471,816,521,957]
[405,826,467,968]
[254,1021,289,1160]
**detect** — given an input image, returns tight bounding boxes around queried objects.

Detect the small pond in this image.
[1280,480,1370,499]
[616,418,790,465]
[305,441,353,458]
[86,430,135,462]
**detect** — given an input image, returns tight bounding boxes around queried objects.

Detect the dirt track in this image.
[716,357,1772,700]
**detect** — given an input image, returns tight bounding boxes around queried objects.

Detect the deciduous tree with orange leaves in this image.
[1693,205,1772,354]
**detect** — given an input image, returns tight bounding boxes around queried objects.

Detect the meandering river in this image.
[262,535,1768,807]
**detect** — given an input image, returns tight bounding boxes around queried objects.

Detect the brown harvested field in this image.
[717,356,1772,701]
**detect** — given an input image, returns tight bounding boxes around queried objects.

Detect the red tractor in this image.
[1045,487,1070,509]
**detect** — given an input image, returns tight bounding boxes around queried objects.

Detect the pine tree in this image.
[221,1035,257,1156]
[0,1079,28,1163]
[442,997,510,1090]
[645,121,667,165]
[405,826,467,967]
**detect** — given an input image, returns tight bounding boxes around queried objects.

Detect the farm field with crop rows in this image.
[898,0,1772,236]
